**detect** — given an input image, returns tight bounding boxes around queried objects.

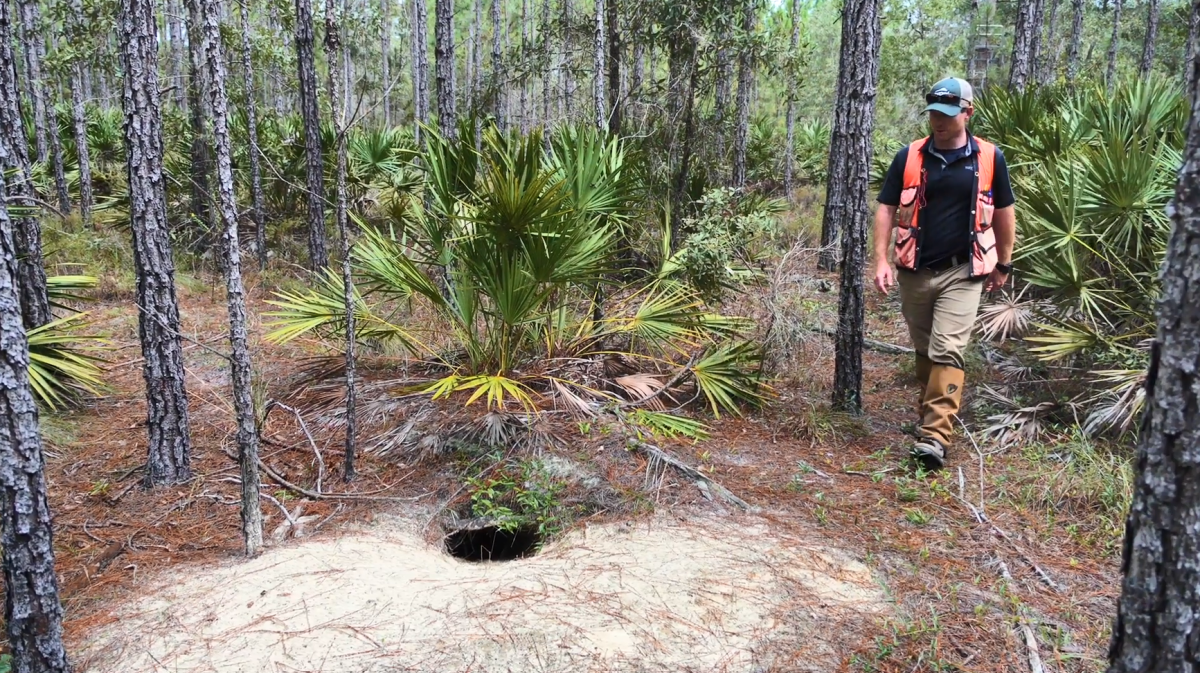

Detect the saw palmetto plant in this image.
[974,78,1185,438]
[267,122,767,438]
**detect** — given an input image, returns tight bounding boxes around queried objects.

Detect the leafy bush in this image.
[671,187,783,302]
[467,456,568,535]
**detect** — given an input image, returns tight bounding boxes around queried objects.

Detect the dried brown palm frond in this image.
[977,286,1039,342]
[1083,368,1145,437]
[614,373,668,411]
[977,385,1059,448]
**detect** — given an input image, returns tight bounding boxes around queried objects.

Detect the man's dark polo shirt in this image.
[877,134,1015,269]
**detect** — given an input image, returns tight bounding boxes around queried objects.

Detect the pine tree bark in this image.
[1066,0,1084,83]
[435,0,457,137]
[541,0,551,128]
[823,0,881,413]
[732,0,754,188]
[784,0,799,200]
[70,65,93,226]
[593,0,606,130]
[1029,0,1046,81]
[1139,0,1160,78]
[324,0,359,482]
[238,0,267,270]
[606,0,619,134]
[185,0,215,252]
[714,22,732,163]
[119,0,194,486]
[412,0,430,139]
[520,0,529,132]
[197,0,263,554]
[294,0,329,268]
[666,25,696,248]
[381,0,392,126]
[0,0,50,330]
[16,0,47,163]
[1040,0,1061,84]
[0,153,69,673]
[1009,0,1038,92]
[1187,0,1200,102]
[169,0,188,111]
[491,0,505,129]
[561,0,572,120]
[1105,72,1200,673]
[1107,0,1123,90]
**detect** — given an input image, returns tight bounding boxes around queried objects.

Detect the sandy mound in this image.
[79,513,887,672]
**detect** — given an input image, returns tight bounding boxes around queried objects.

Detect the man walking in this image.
[873,77,1016,469]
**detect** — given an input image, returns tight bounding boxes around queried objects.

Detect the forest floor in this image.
[43,259,1124,672]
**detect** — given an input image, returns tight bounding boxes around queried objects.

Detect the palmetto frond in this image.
[27,313,107,411]
[977,285,1037,342]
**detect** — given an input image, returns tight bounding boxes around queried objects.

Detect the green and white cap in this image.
[923,77,974,116]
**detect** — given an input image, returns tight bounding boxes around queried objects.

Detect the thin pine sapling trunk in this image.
[492,0,505,129]
[295,0,329,268]
[70,65,94,225]
[119,0,194,486]
[324,0,358,482]
[1066,0,1084,83]
[17,0,48,163]
[198,0,263,554]
[714,21,731,162]
[1107,0,1123,90]
[1140,0,1160,78]
[435,0,456,137]
[0,151,69,673]
[170,0,188,111]
[1041,0,1061,84]
[1009,0,1037,92]
[238,0,267,270]
[541,0,550,128]
[827,0,881,413]
[1105,68,1200,673]
[561,0,572,120]
[592,0,605,130]
[185,0,216,253]
[784,0,798,200]
[606,0,619,135]
[520,0,529,131]
[732,0,753,188]
[666,31,696,249]
[412,0,430,139]
[0,0,50,329]
[382,0,392,126]
[1029,0,1046,82]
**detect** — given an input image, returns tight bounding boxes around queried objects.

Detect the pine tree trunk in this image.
[491,0,505,129]
[169,0,188,111]
[1066,0,1084,83]
[70,65,94,226]
[0,0,50,330]
[238,0,267,270]
[605,0,619,134]
[46,94,70,214]
[1009,0,1037,92]
[381,0,392,126]
[412,0,430,138]
[16,0,47,163]
[1040,0,1061,84]
[0,157,69,673]
[666,29,696,249]
[784,0,799,200]
[1105,75,1200,673]
[324,0,359,482]
[519,0,529,132]
[1187,0,1200,101]
[1107,0,1123,90]
[731,0,754,188]
[1139,0,1160,78]
[593,0,605,130]
[1029,0,1046,81]
[119,0,194,486]
[826,0,880,412]
[269,2,287,114]
[185,0,216,253]
[714,23,731,163]
[561,0,572,120]
[197,0,263,554]
[435,0,457,137]
[294,0,329,268]
[630,39,643,116]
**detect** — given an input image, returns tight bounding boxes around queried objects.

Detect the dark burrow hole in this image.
[444,525,543,562]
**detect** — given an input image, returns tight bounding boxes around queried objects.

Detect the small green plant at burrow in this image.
[905,508,932,526]
[577,421,592,435]
[89,479,111,497]
[467,459,568,536]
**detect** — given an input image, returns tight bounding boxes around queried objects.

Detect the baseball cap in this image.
[923,77,974,116]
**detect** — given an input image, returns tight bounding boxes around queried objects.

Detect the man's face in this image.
[928,108,972,141]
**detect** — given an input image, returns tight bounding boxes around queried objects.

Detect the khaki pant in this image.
[897,263,984,369]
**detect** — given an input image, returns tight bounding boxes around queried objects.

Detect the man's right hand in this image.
[874,260,895,295]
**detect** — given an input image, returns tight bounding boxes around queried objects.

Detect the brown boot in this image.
[914,353,933,419]
[914,365,965,469]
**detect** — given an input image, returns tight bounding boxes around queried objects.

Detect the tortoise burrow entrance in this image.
[443,523,543,562]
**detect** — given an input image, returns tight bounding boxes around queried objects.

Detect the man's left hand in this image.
[984,268,1009,292]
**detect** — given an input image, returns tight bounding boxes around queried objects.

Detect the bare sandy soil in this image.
[79,512,886,673]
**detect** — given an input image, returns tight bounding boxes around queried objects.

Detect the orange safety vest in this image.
[893,136,998,278]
